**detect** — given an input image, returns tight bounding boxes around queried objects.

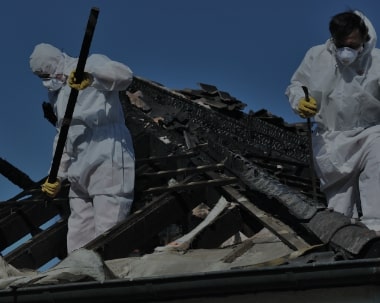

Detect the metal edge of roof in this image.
[1,257,380,303]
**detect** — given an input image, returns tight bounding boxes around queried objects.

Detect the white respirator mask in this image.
[336,46,362,66]
[42,78,65,91]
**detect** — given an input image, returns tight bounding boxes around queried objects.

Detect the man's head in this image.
[30,43,68,91]
[329,11,370,50]
[29,43,63,76]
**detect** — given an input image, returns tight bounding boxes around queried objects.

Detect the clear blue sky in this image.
[1,0,380,200]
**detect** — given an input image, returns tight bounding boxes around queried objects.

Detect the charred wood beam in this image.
[0,181,71,208]
[0,197,69,210]
[0,158,36,192]
[2,187,42,203]
[0,203,63,251]
[143,177,237,194]
[136,152,198,165]
[139,163,224,179]
[4,219,68,270]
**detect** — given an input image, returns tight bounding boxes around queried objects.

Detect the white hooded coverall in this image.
[286,12,380,230]
[30,43,135,252]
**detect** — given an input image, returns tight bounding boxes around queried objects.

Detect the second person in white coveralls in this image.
[29,43,135,253]
[286,10,380,231]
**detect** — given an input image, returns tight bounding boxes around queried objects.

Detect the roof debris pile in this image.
[175,82,247,113]
[1,76,380,301]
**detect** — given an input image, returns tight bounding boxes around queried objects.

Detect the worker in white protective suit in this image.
[29,43,135,252]
[286,10,380,231]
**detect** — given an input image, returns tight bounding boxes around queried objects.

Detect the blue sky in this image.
[1,0,380,200]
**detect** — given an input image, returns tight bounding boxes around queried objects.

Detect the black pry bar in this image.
[48,7,99,183]
[301,85,318,203]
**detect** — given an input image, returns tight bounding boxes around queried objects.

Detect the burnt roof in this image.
[1,76,380,300]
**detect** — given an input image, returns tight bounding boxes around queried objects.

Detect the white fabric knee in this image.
[67,196,95,253]
[93,194,133,237]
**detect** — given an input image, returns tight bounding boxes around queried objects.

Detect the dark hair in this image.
[329,11,370,42]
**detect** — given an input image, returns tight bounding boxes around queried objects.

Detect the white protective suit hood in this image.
[326,10,377,71]
[29,43,77,76]
[355,10,377,55]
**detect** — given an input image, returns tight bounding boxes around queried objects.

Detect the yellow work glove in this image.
[68,70,93,90]
[297,97,317,118]
[41,178,61,198]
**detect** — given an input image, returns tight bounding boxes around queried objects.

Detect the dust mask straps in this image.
[336,47,361,66]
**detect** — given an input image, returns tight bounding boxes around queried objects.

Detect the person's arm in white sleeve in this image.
[85,54,133,91]
[285,47,314,114]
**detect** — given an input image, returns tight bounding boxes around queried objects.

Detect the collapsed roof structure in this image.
[1,76,380,302]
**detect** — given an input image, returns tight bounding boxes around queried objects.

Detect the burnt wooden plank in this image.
[0,203,64,251]
[221,185,311,251]
[4,219,68,269]
[0,158,36,191]
[139,163,224,178]
[136,152,197,165]
[144,177,237,194]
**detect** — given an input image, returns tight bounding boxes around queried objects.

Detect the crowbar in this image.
[301,86,318,202]
[47,7,99,184]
